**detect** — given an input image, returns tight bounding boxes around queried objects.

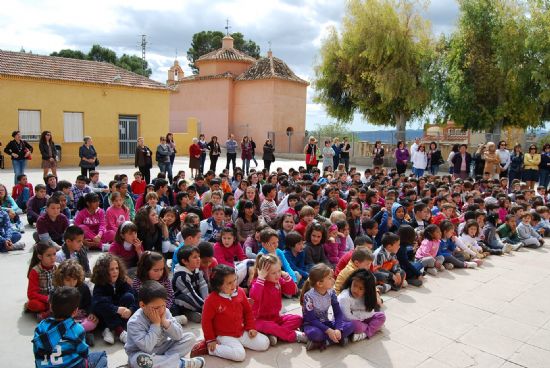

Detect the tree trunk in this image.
[395,113,407,143]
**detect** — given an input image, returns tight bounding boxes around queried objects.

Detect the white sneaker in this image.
[426,268,438,276]
[180,357,205,368]
[102,328,114,344]
[352,332,367,342]
[295,331,308,343]
[503,243,512,253]
[402,280,408,288]
[12,241,26,250]
[175,314,188,325]
[444,263,454,270]
[119,330,127,344]
[465,261,477,268]
[511,243,522,251]
[268,334,278,346]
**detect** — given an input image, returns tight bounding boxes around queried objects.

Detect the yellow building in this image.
[0,50,171,168]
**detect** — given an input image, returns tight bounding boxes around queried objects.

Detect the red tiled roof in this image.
[197,48,256,63]
[236,55,309,85]
[179,71,235,82]
[0,50,167,90]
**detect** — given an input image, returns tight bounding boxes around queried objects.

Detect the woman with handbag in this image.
[304,136,318,173]
[39,130,58,179]
[372,140,385,168]
[262,139,275,172]
[508,144,524,187]
[427,142,443,175]
[4,130,33,184]
[207,136,221,173]
[78,136,97,177]
[135,137,153,184]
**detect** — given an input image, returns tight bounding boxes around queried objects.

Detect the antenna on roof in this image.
[140,34,147,75]
[175,48,178,60]
[225,19,231,36]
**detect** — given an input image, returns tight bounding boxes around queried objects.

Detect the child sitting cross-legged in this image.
[337,269,386,342]
[125,280,205,368]
[283,231,309,287]
[33,286,108,368]
[516,212,545,248]
[26,242,58,320]
[373,233,407,290]
[249,253,307,346]
[56,225,91,277]
[335,247,374,294]
[172,246,209,324]
[258,228,298,284]
[191,264,270,362]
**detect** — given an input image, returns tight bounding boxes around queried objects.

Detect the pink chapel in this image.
[168,35,308,153]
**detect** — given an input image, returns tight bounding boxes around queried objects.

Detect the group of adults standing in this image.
[303,136,352,173]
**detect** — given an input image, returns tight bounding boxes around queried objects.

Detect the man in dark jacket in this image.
[452,144,472,180]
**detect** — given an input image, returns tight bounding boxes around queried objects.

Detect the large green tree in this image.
[49,44,152,77]
[313,0,434,142]
[186,31,260,74]
[432,0,544,137]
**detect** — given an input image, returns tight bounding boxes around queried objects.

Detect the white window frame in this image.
[63,112,84,143]
[18,110,41,141]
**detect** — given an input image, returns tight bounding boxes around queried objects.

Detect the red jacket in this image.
[293,220,308,239]
[189,144,201,158]
[131,180,146,195]
[12,183,34,200]
[202,287,255,343]
[250,276,297,321]
[213,242,246,267]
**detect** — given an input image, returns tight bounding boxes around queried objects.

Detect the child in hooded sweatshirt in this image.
[249,254,306,345]
[388,202,409,233]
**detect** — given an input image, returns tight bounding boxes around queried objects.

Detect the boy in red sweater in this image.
[130,171,146,197]
[12,174,34,211]
[192,264,269,362]
[293,205,315,238]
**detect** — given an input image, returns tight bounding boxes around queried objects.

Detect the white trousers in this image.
[209,332,270,362]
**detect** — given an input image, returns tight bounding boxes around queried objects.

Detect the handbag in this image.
[95,158,100,166]
[373,156,384,166]
[24,148,32,160]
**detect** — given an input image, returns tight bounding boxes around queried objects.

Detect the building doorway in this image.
[119,115,138,158]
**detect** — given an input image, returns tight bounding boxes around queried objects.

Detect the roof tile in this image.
[236,55,308,85]
[197,48,256,63]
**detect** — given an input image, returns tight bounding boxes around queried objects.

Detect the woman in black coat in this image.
[79,136,97,177]
[39,130,58,178]
[262,139,275,172]
[134,137,153,184]
[427,141,443,175]
[207,136,221,173]
[3,130,33,184]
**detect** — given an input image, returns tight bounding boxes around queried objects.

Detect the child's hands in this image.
[4,240,13,251]
[133,238,143,250]
[118,307,132,319]
[257,262,270,280]
[93,234,101,244]
[326,328,341,343]
[144,306,161,325]
[281,271,290,279]
[393,273,402,285]
[207,341,217,352]
[248,329,258,338]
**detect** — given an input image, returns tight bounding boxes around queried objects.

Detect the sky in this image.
[2,0,460,131]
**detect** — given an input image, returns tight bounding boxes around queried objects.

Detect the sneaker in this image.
[185,311,202,323]
[119,330,127,344]
[426,268,438,276]
[473,258,483,267]
[464,261,477,268]
[511,243,523,251]
[136,354,153,368]
[444,263,454,270]
[175,314,188,325]
[268,334,278,346]
[102,328,115,345]
[180,357,205,368]
[503,243,512,253]
[338,337,349,347]
[190,340,208,358]
[85,332,95,347]
[352,332,367,342]
[376,284,391,294]
[402,280,408,288]
[408,278,423,287]
[12,241,26,250]
[295,331,308,343]
[306,340,324,351]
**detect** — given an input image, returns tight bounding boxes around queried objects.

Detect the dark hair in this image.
[351,247,373,262]
[262,183,276,197]
[134,206,158,234]
[198,241,214,258]
[259,228,278,243]
[160,206,181,231]
[180,225,200,240]
[177,246,200,265]
[461,220,479,236]
[35,184,46,192]
[16,174,27,182]
[11,130,20,138]
[114,221,138,243]
[423,224,440,241]
[91,254,127,286]
[46,196,61,208]
[63,225,84,242]
[53,259,84,287]
[210,264,236,292]
[139,280,168,304]
[237,200,258,222]
[50,286,81,319]
[220,226,237,240]
[305,221,327,244]
[154,178,168,191]
[285,231,303,250]
[341,269,378,312]
[76,175,87,182]
[57,180,72,190]
[136,251,169,282]
[27,242,57,277]
[397,225,416,245]
[439,220,454,235]
[381,232,400,248]
[486,213,499,226]
[354,235,372,247]
[300,263,332,305]
[76,192,100,211]
[40,130,54,145]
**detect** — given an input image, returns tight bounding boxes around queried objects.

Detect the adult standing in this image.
[241,136,253,175]
[339,137,351,173]
[4,131,33,184]
[451,144,472,180]
[447,144,459,175]
[225,134,238,173]
[78,136,97,178]
[372,141,385,169]
[250,138,258,168]
[496,140,511,179]
[523,144,541,190]
[304,136,319,173]
[207,136,221,173]
[331,137,341,170]
[134,137,153,184]
[394,141,409,175]
[539,143,550,189]
[473,144,486,177]
[410,137,420,156]
[156,136,173,183]
[38,130,57,178]
[262,139,275,172]
[321,140,335,171]
[427,142,443,175]
[411,143,427,177]
[198,134,208,176]
[483,142,501,179]
[188,138,201,179]
[165,132,176,173]
[508,144,524,185]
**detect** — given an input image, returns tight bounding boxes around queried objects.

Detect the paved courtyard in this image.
[1,157,550,368]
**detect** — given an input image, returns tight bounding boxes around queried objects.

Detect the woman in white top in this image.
[321,140,335,171]
[411,143,428,177]
[496,140,511,179]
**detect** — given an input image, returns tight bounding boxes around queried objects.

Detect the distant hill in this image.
[354,130,424,143]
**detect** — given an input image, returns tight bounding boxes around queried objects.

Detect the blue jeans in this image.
[76,351,108,368]
[429,165,439,175]
[12,159,26,184]
[413,168,424,177]
[158,161,173,183]
[539,169,550,189]
[242,158,250,174]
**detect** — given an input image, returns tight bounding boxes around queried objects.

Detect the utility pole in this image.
[140,34,147,75]
[225,19,231,36]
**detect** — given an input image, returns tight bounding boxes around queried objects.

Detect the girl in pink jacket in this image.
[415,224,445,275]
[249,254,307,344]
[74,192,114,250]
[105,192,130,235]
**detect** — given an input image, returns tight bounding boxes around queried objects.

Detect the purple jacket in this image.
[395,148,410,164]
